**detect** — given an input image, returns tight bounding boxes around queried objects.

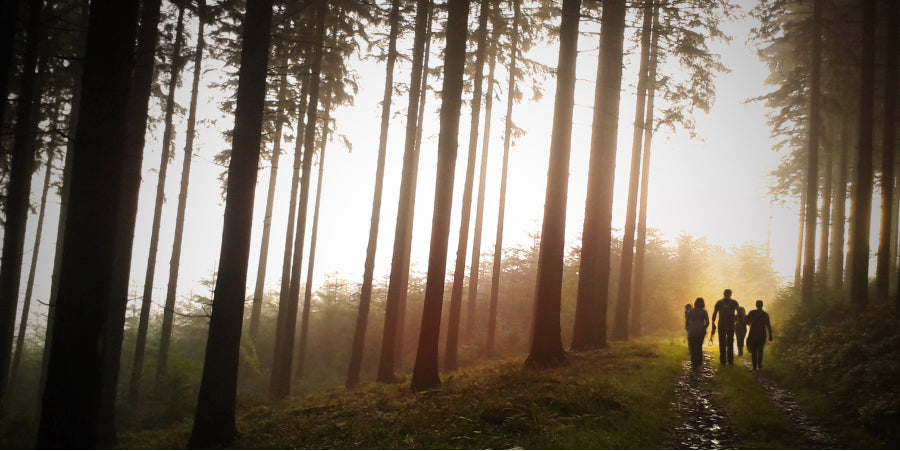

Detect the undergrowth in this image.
[120,340,684,449]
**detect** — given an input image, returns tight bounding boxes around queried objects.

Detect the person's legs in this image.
[725,329,735,365]
[717,328,728,365]
[688,336,702,365]
[757,343,765,369]
[736,331,745,356]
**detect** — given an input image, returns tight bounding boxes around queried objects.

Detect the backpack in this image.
[686,309,707,337]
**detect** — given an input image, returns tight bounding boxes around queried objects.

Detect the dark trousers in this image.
[688,335,704,365]
[750,341,765,369]
[736,329,746,355]
[718,327,734,365]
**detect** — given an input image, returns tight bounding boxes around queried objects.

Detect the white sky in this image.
[14,0,884,334]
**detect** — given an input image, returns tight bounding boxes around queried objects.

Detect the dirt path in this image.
[742,360,844,449]
[661,351,735,449]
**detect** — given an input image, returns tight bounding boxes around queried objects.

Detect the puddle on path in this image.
[662,352,734,450]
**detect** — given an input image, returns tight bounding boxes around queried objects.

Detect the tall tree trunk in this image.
[0,0,18,129]
[129,1,186,406]
[466,25,499,345]
[188,0,274,446]
[631,0,660,339]
[801,0,823,305]
[879,0,897,303]
[409,0,469,391]
[829,120,849,290]
[818,124,832,280]
[526,0,582,365]
[0,0,43,406]
[157,1,206,389]
[269,0,326,400]
[250,72,289,341]
[445,0,490,373]
[569,0,625,352]
[9,148,54,398]
[35,0,141,446]
[795,191,806,287]
[39,0,88,419]
[347,0,401,389]
[487,0,519,357]
[848,0,876,307]
[278,81,310,314]
[377,0,430,384]
[612,0,654,341]
[295,82,334,381]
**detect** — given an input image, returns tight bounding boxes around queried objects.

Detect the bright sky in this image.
[17,0,882,332]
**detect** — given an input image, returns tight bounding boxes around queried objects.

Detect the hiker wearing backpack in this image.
[711,289,740,365]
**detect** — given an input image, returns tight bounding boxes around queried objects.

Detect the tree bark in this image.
[410,0,469,391]
[0,0,43,406]
[801,0,822,305]
[445,0,490,373]
[269,0,326,400]
[486,0,519,357]
[377,0,430,384]
[129,1,186,406]
[35,0,141,446]
[250,72,289,341]
[526,0,582,366]
[569,0,625,352]
[0,0,18,130]
[795,191,806,287]
[879,0,897,304]
[631,0,660,339]
[848,0,876,307]
[817,121,832,281]
[188,0,274,446]
[829,120,848,290]
[612,0,654,341]
[347,0,400,389]
[157,0,206,389]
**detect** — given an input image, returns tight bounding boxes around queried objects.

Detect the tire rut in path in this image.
[662,351,734,450]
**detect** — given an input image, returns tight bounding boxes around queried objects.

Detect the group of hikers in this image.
[684,289,773,370]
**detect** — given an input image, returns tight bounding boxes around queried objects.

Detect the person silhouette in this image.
[685,298,710,366]
[711,289,740,365]
[745,299,773,370]
[735,306,748,356]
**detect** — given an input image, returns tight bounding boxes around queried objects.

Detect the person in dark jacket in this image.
[746,299,773,370]
[735,306,748,356]
[712,289,740,365]
[685,298,710,366]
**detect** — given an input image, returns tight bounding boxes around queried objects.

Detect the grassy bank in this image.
[121,340,684,449]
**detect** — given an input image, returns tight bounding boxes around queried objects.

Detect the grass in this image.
[708,347,805,449]
[120,340,685,449]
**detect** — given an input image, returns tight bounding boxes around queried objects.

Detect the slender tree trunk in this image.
[129,2,186,406]
[410,0,469,391]
[157,1,206,389]
[879,0,897,303]
[395,3,434,372]
[829,120,849,290]
[9,148,54,398]
[801,0,822,305]
[250,73,289,341]
[818,124,832,280]
[612,0,654,341]
[466,26,499,346]
[377,0,430,384]
[570,0,625,352]
[795,191,806,287]
[35,0,141,446]
[295,81,334,381]
[631,0,660,339]
[270,0,326,400]
[486,0,519,356]
[0,0,18,129]
[848,0,876,307]
[188,0,274,446]
[445,0,490,373]
[0,0,43,405]
[527,0,582,365]
[347,0,400,389]
[279,81,310,311]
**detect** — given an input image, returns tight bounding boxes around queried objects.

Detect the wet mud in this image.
[743,361,844,449]
[662,352,735,449]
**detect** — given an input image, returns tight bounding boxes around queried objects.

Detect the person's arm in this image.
[703,311,710,328]
[766,313,773,341]
[711,302,719,323]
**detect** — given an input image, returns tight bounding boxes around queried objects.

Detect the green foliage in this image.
[120,341,684,449]
[771,292,900,447]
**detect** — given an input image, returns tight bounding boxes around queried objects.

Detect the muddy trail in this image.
[661,346,844,450]
[662,351,735,449]
[742,360,844,449]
